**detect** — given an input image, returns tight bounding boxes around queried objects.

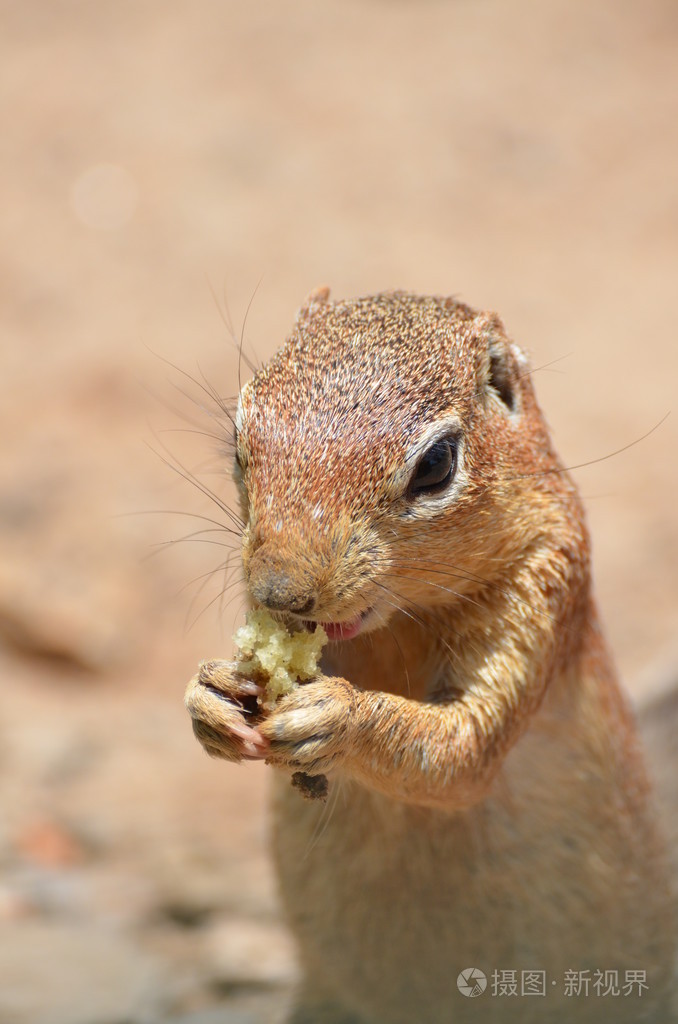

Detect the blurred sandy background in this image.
[1,1,677,1021]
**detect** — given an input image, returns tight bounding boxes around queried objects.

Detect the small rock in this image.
[0,921,169,1024]
[166,993,291,1024]
[154,849,279,924]
[0,882,31,921]
[205,915,298,989]
[15,816,87,868]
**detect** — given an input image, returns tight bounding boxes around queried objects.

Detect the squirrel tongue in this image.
[321,615,364,642]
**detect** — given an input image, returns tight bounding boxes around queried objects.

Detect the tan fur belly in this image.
[271,753,675,1024]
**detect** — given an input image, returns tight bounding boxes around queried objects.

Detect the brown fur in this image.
[186,290,676,1022]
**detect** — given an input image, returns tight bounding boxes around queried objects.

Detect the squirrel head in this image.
[233,290,570,634]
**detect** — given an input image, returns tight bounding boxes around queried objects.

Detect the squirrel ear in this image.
[296,285,331,325]
[487,335,516,412]
[473,313,525,413]
[304,285,331,307]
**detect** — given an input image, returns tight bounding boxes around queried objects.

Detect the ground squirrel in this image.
[185,290,677,1022]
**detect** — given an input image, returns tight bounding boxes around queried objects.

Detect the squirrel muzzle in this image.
[245,540,320,617]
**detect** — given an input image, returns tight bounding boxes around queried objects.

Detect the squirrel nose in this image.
[249,567,318,616]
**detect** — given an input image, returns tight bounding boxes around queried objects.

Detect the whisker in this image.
[387,559,505,606]
[159,525,239,546]
[383,617,411,698]
[238,277,263,395]
[152,536,238,552]
[157,426,235,448]
[147,439,245,532]
[371,582,464,672]
[131,508,241,533]
[142,536,236,566]
[196,362,239,429]
[383,571,486,617]
[303,772,343,860]
[177,556,235,599]
[497,414,670,484]
[472,352,571,403]
[389,558,548,619]
[186,574,244,633]
[219,558,242,622]
[373,577,492,667]
[388,560,583,639]
[206,274,259,375]
[146,344,238,428]
[142,381,228,436]
[184,560,237,631]
[388,559,511,605]
[206,273,235,337]
[515,351,571,383]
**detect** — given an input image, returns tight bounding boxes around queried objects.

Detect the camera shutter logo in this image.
[457,968,487,998]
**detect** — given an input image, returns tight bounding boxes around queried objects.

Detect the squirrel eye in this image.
[409,437,457,497]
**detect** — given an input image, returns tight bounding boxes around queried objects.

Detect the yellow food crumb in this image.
[233,609,327,710]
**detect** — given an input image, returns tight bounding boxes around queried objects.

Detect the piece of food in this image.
[233,608,327,711]
[232,609,329,801]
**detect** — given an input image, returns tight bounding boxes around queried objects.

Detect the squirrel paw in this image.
[184,660,269,762]
[257,676,355,774]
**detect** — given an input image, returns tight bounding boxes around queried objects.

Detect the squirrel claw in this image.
[257,676,354,774]
[185,663,268,763]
